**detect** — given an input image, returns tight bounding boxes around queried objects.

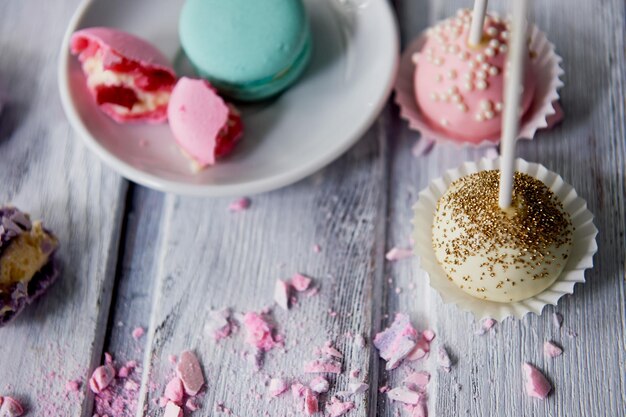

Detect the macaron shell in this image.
[71,27,174,73]
[179,0,311,100]
[167,78,231,167]
[414,11,536,143]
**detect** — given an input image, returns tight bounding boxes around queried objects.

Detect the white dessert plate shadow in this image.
[58,0,399,196]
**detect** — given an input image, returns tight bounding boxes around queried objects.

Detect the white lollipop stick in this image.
[468,0,488,46]
[498,0,529,209]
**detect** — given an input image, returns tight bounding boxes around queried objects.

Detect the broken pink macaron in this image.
[70,27,177,123]
[167,77,244,170]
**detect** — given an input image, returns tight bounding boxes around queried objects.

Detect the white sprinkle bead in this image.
[484,110,495,119]
[481,62,490,70]
[463,81,473,91]
[440,118,449,126]
[412,53,420,64]
[457,103,468,112]
[475,53,485,63]
[489,39,501,49]
[447,69,457,79]
[501,31,510,40]
[441,93,450,102]
[463,72,474,81]
[495,102,503,112]
[479,99,492,110]
[499,44,508,53]
[485,47,495,57]
[475,113,485,122]
[475,80,488,90]
[489,66,500,76]
[476,70,487,80]
[468,60,476,69]
[451,94,461,103]
[448,44,460,54]
[459,51,470,61]
[430,92,439,101]
[448,86,459,94]
[433,57,443,66]
[486,27,498,37]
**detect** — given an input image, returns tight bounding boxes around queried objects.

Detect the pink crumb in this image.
[243,312,282,352]
[403,371,430,390]
[321,341,343,358]
[522,363,552,399]
[164,378,184,404]
[303,359,342,374]
[65,380,81,392]
[291,383,307,399]
[89,364,116,394]
[422,329,435,342]
[437,346,452,372]
[374,313,418,370]
[163,401,183,417]
[327,397,355,417]
[228,197,251,212]
[290,273,312,292]
[206,308,234,341]
[379,385,390,393]
[313,244,321,253]
[475,318,497,335]
[274,280,290,310]
[387,387,421,405]
[348,382,368,394]
[385,247,413,261]
[104,352,114,364]
[176,351,205,396]
[553,312,563,329]
[544,341,563,358]
[0,396,24,416]
[268,378,289,397]
[303,389,319,415]
[132,327,145,340]
[118,367,130,378]
[309,377,330,394]
[185,398,199,411]
[349,369,360,379]
[168,355,178,365]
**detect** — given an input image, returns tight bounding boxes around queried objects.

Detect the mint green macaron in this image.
[179,0,312,102]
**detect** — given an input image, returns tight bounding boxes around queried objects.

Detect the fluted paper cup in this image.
[412,157,598,321]
[395,24,564,148]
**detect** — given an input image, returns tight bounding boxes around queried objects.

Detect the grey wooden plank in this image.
[385,1,626,416]
[136,122,388,416]
[0,1,128,416]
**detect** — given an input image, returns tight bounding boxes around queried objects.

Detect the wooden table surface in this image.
[0,1,624,416]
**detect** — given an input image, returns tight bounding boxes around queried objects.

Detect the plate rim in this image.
[58,0,400,197]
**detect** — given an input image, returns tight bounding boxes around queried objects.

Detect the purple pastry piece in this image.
[0,206,60,326]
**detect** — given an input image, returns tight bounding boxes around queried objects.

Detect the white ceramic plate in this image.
[58,0,399,196]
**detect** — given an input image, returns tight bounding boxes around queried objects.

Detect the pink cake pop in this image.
[413,9,536,143]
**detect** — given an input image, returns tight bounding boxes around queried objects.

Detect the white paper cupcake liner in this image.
[395,24,564,148]
[412,157,598,321]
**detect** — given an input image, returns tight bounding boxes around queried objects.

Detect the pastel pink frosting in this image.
[167,77,243,169]
[414,9,536,143]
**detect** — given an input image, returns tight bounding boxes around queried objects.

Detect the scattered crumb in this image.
[385,247,413,261]
[303,389,319,415]
[89,364,116,394]
[313,244,322,253]
[348,382,368,394]
[268,378,289,397]
[290,273,312,292]
[326,397,355,417]
[387,387,421,405]
[374,314,418,370]
[176,351,205,396]
[274,280,291,310]
[163,378,184,404]
[543,341,563,358]
[131,327,145,340]
[309,377,330,394]
[553,312,563,329]
[303,359,342,374]
[403,371,430,390]
[522,363,552,399]
[243,312,283,353]
[320,341,343,358]
[0,396,24,416]
[163,401,183,417]
[475,318,497,335]
[291,383,306,399]
[437,346,452,372]
[205,308,234,341]
[228,197,251,212]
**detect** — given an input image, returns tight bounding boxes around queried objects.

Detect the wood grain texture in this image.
[0,1,128,416]
[135,124,388,417]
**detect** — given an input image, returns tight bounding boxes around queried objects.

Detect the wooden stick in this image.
[469,0,488,46]
[498,0,529,209]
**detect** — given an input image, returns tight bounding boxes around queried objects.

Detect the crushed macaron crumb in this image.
[374,313,419,370]
[543,341,563,358]
[522,363,552,399]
